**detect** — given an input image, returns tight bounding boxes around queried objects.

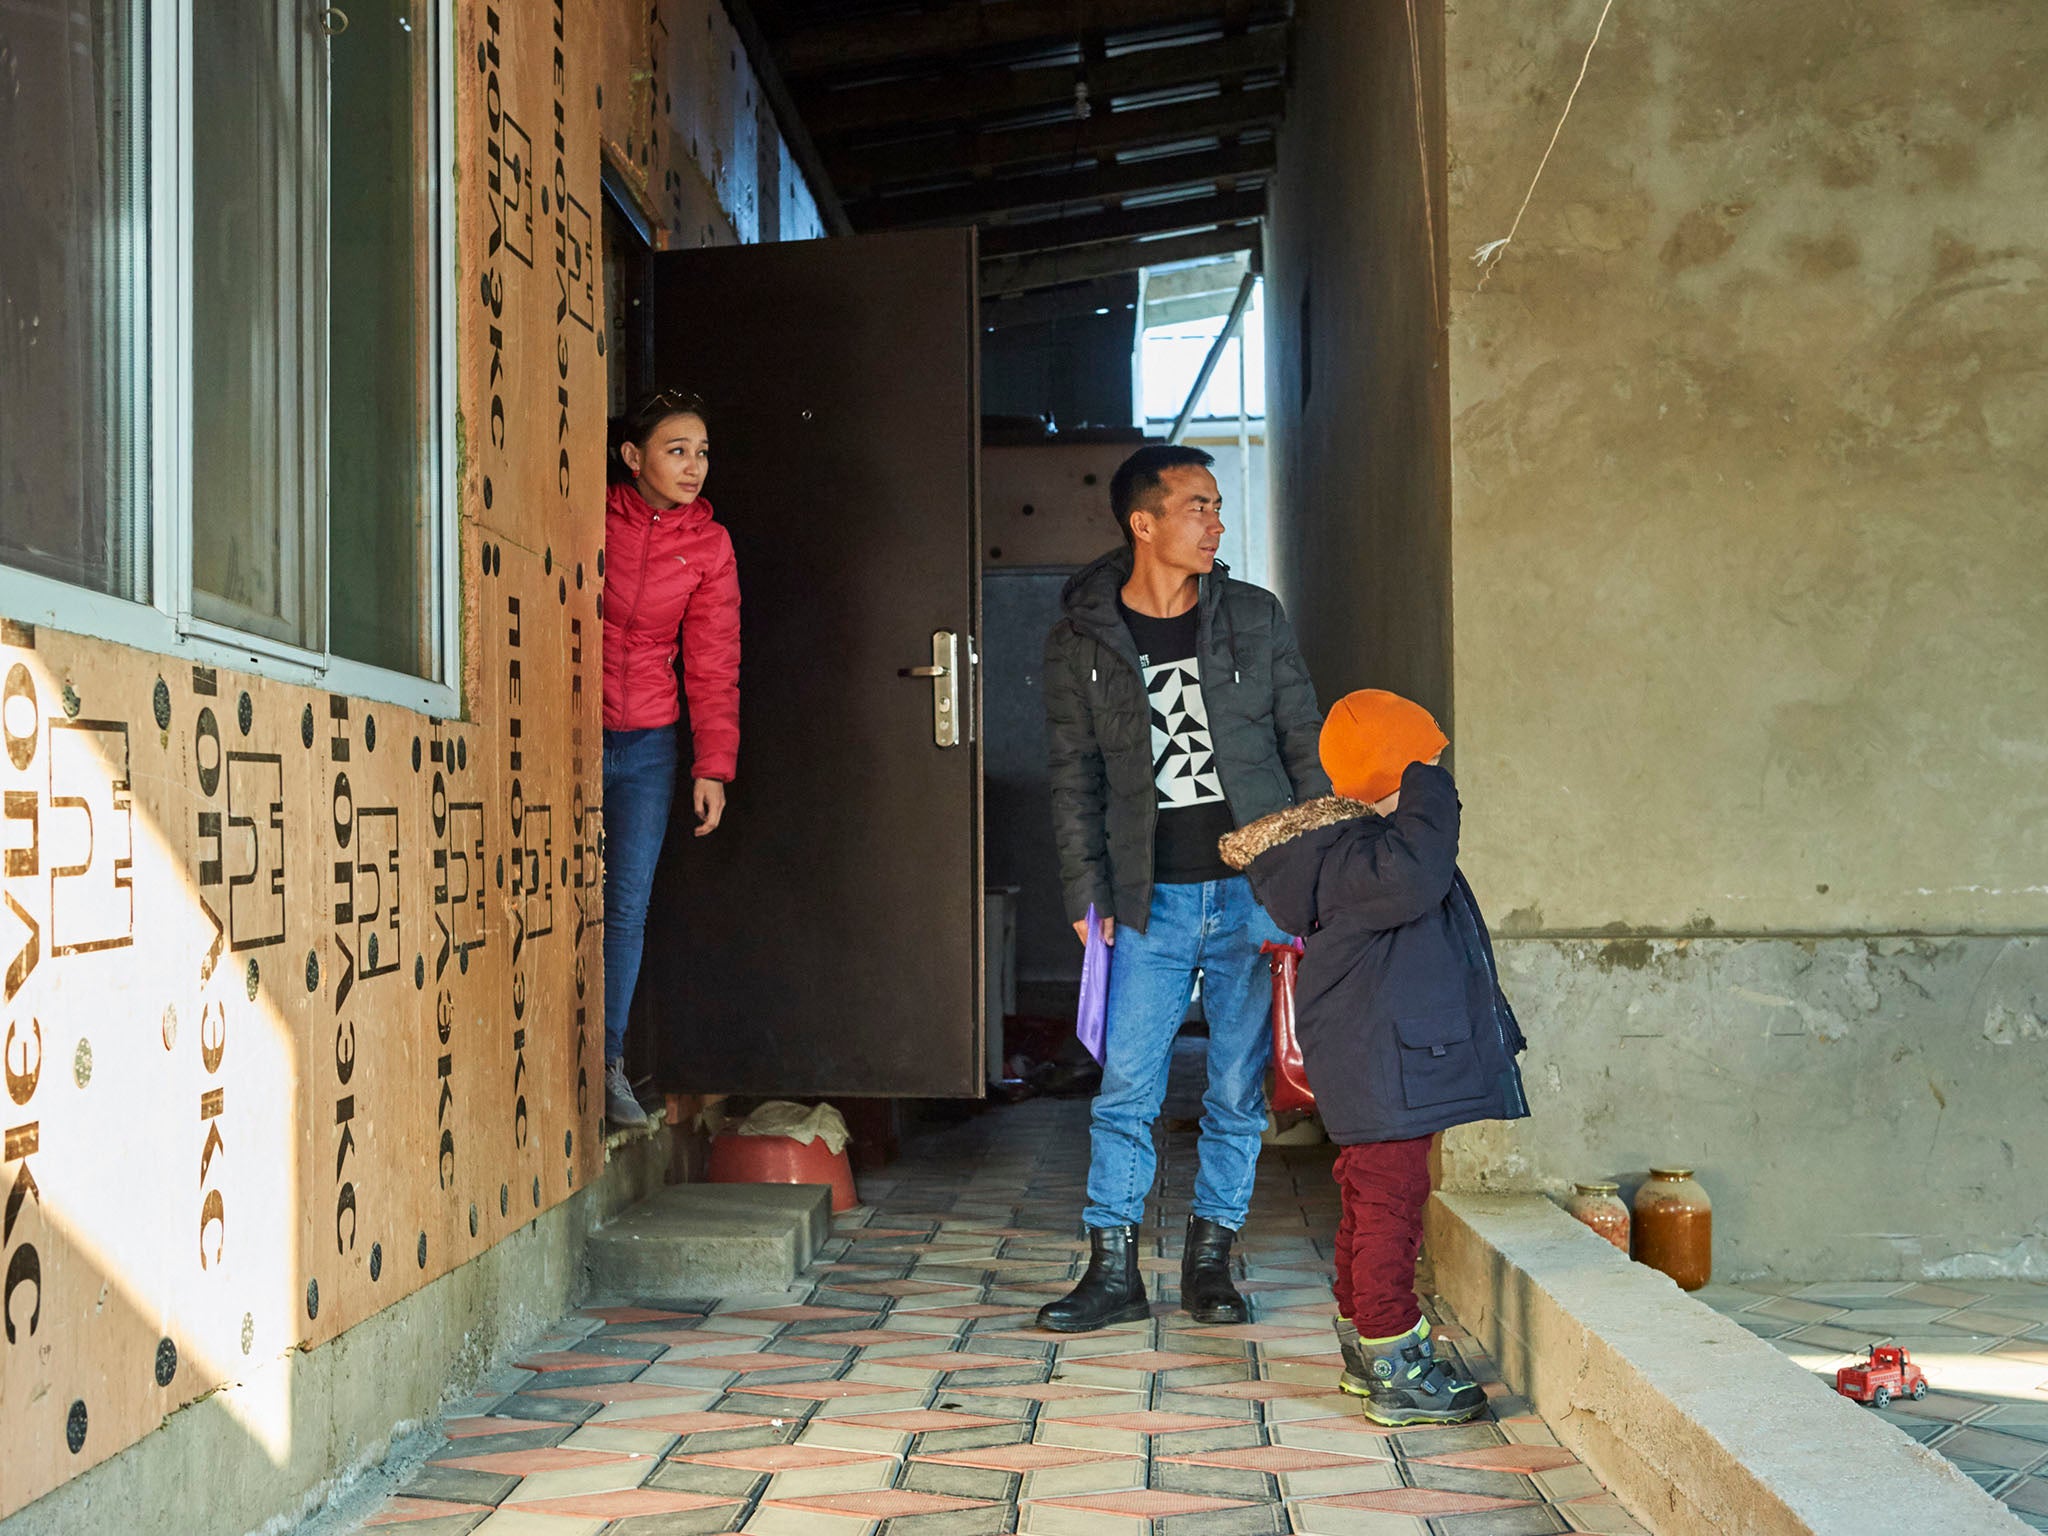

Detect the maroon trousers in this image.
[1332,1135,1435,1337]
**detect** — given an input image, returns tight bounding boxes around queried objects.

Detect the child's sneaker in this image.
[1337,1317,1486,1426]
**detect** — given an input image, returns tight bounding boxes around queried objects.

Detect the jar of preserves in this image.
[1633,1168,1712,1290]
[1565,1181,1630,1252]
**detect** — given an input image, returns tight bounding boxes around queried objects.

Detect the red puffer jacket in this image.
[602,481,741,781]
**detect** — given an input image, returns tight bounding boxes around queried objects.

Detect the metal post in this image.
[1236,316,1252,576]
[1168,271,1256,445]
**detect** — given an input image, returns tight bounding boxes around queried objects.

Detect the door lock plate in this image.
[898,630,961,748]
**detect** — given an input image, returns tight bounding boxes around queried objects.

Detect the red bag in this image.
[1262,939,1314,1114]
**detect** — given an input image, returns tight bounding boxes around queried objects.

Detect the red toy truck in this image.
[1834,1345,1928,1408]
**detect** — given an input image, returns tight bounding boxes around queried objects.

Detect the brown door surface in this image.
[629,230,984,1098]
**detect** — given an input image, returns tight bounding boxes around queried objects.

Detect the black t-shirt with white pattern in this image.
[1119,600,1235,885]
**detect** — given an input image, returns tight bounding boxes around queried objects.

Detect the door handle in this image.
[899,630,961,748]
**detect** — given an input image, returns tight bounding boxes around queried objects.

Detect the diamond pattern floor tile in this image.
[727,1378,902,1400]
[506,1489,743,1517]
[960,1383,1129,1402]
[363,1497,495,1525]
[918,1443,1141,1472]
[676,1352,832,1374]
[434,1448,635,1476]
[1060,1411,1245,1435]
[679,1445,893,1473]
[833,1409,1014,1432]
[1030,1489,1252,1516]
[767,1489,994,1517]
[1161,1446,1386,1472]
[1417,1446,1585,1475]
[1307,1488,1531,1514]
[1082,1350,1227,1373]
[319,1042,1639,1536]
[861,1351,1023,1373]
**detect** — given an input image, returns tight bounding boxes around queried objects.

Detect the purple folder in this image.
[1076,904,1110,1065]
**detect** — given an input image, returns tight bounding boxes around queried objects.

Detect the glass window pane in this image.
[190,0,322,647]
[1140,281,1266,425]
[0,0,149,600]
[328,1,437,679]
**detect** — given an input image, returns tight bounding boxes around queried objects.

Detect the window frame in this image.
[0,0,462,720]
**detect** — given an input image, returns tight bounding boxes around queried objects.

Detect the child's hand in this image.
[1376,749,1448,815]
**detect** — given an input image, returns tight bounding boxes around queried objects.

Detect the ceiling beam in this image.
[853,141,1272,230]
[1140,253,1249,301]
[780,0,1284,80]
[830,88,1282,196]
[977,187,1265,259]
[802,29,1287,140]
[980,224,1262,296]
[1147,289,1252,327]
[981,274,1142,329]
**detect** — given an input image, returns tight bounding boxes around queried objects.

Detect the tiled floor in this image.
[323,1051,1645,1536]
[1698,1278,2048,1530]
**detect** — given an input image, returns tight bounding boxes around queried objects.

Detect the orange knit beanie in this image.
[1319,689,1449,805]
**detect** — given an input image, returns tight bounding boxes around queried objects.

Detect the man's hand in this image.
[693,778,727,837]
[1073,914,1116,947]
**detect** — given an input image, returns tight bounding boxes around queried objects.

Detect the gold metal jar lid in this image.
[1648,1167,1696,1181]
[1573,1181,1620,1194]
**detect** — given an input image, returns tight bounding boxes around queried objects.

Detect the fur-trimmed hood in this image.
[1223,762,1530,1147]
[1219,795,1374,871]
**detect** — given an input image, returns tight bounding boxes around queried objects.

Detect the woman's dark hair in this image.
[608,389,710,484]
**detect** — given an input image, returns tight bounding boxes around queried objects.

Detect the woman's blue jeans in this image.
[602,725,678,1062]
[1083,877,1285,1231]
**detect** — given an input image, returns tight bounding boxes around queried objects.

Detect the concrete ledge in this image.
[584,1182,833,1299]
[1427,1191,2027,1536]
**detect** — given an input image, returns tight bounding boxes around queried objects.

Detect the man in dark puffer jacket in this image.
[1037,445,1328,1333]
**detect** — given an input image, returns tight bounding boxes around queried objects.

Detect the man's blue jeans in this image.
[603,725,678,1063]
[1084,877,1286,1231]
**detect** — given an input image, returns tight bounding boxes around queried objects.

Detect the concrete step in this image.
[584,1182,833,1300]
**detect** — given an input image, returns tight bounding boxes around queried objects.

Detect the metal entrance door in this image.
[627,230,983,1098]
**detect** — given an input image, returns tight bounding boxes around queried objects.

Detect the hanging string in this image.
[1472,0,1617,292]
[1402,0,1444,334]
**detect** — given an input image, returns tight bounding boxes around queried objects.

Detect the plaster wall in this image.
[1270,0,2048,1274]
[1445,0,2048,935]
[1435,0,2048,1274]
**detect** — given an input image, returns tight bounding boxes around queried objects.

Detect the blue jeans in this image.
[1084,877,1286,1230]
[603,725,679,1062]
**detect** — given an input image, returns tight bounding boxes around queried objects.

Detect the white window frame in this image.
[0,0,462,720]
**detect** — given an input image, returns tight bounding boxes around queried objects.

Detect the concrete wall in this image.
[1264,0,1452,718]
[1434,0,2048,1275]
[1270,0,2048,1276]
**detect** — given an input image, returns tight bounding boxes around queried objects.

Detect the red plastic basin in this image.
[707,1131,858,1212]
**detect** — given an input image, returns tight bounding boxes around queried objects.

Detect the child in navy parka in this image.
[1221,690,1528,1425]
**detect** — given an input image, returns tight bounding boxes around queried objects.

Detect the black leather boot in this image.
[1180,1216,1249,1324]
[1037,1224,1150,1333]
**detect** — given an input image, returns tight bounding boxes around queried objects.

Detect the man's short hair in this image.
[1110,445,1215,546]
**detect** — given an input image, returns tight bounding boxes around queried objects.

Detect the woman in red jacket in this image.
[601,389,741,1127]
